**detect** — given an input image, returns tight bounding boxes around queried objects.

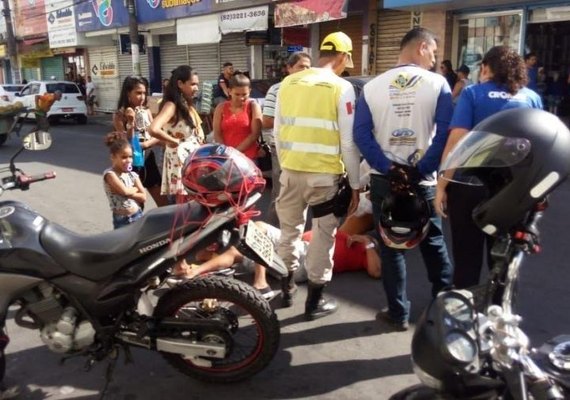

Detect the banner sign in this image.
[212,0,276,12]
[15,0,48,37]
[75,0,129,32]
[275,0,348,28]
[135,0,211,24]
[47,0,78,48]
[219,5,268,34]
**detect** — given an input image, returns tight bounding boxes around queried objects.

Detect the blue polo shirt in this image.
[450,81,543,130]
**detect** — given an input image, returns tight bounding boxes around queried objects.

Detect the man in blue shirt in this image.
[353,27,453,331]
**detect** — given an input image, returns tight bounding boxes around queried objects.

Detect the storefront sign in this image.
[135,0,211,23]
[47,0,78,47]
[15,0,48,37]
[75,0,129,32]
[219,5,268,34]
[91,59,118,78]
[275,0,348,28]
[0,45,6,58]
[21,58,41,69]
[52,47,76,54]
[212,0,276,12]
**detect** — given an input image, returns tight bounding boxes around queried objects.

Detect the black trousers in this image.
[447,182,493,289]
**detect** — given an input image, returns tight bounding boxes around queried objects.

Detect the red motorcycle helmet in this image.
[378,190,431,249]
[181,144,265,207]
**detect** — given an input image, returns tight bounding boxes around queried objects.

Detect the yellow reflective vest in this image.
[277,69,344,174]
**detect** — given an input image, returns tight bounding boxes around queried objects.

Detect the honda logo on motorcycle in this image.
[139,238,171,254]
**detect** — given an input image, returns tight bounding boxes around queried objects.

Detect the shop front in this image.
[14,0,50,81]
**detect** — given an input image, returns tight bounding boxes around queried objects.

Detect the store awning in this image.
[177,14,221,45]
[384,0,525,11]
[22,37,48,46]
[275,0,348,28]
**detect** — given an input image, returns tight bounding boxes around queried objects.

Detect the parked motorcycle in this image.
[390,109,570,400]
[0,132,288,389]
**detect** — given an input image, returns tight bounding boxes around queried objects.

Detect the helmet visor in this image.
[440,131,531,185]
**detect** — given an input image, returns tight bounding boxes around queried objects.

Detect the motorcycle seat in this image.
[41,203,211,281]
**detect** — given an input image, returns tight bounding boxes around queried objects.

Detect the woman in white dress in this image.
[149,65,204,203]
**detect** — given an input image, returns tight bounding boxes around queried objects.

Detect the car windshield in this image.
[46,83,79,94]
[2,85,23,92]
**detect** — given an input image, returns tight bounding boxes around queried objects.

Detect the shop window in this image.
[455,11,523,83]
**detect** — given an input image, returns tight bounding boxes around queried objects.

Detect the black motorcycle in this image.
[0,132,288,388]
[391,108,570,400]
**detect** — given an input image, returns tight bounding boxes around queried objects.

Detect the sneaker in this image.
[257,286,276,300]
[376,308,409,332]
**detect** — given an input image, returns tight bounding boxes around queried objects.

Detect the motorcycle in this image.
[390,108,570,400]
[0,132,288,389]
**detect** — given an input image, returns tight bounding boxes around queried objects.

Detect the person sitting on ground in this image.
[173,210,382,299]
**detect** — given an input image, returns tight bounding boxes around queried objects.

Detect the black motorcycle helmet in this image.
[440,108,570,236]
[379,190,430,249]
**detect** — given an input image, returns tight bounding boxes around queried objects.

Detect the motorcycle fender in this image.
[0,273,43,324]
[235,241,288,278]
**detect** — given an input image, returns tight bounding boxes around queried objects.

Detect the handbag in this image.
[257,135,272,172]
[131,131,144,168]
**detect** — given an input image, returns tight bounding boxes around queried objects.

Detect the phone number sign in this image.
[219,5,268,34]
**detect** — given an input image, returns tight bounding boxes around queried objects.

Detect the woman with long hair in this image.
[113,76,167,206]
[149,65,204,202]
[212,73,262,160]
[435,46,543,289]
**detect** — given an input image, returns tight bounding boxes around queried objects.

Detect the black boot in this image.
[304,282,337,320]
[281,271,297,308]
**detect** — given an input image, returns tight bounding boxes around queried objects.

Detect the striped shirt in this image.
[261,82,281,146]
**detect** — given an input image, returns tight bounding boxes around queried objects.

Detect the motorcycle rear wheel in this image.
[154,275,280,383]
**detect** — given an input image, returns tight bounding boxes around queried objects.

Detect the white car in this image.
[0,84,24,102]
[16,81,88,124]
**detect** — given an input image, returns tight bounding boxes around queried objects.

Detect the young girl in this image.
[213,73,262,160]
[149,65,204,202]
[113,76,167,207]
[103,132,146,229]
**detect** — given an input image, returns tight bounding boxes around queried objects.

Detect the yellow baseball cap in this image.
[320,31,354,68]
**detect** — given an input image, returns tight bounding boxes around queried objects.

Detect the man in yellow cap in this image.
[273,31,361,320]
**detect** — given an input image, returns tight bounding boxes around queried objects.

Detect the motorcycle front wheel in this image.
[154,275,280,383]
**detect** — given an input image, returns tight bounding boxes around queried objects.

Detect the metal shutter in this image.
[376,10,411,74]
[319,15,363,75]
[118,51,150,83]
[88,46,120,113]
[188,44,220,82]
[219,33,249,74]
[160,34,188,80]
[40,56,65,81]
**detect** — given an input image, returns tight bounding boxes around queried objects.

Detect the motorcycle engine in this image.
[16,283,96,353]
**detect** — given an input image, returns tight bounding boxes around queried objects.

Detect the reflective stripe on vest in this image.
[277,69,344,174]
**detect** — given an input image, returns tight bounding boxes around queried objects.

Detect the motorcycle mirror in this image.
[22,131,53,151]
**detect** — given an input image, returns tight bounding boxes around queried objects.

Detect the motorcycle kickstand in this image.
[99,345,120,400]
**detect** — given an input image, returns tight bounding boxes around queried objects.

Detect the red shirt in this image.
[302,230,368,273]
[220,100,258,159]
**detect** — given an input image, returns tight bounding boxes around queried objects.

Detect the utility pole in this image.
[126,0,140,76]
[1,0,18,83]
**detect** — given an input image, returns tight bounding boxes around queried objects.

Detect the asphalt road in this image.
[0,116,569,399]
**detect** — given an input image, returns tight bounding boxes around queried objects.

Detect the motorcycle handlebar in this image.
[18,171,57,186]
[0,171,56,192]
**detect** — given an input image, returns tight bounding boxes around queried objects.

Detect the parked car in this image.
[0,84,24,102]
[15,80,88,125]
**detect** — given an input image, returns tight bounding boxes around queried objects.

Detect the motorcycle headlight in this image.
[441,292,475,330]
[445,330,477,364]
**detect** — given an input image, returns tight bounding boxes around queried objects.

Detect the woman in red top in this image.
[213,73,261,160]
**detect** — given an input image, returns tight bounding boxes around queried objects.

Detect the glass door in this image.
[453,10,523,83]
